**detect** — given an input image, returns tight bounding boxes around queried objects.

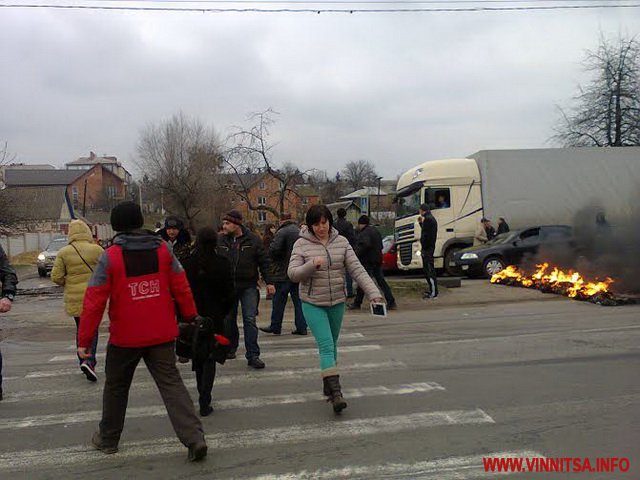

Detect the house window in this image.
[106,185,116,198]
[259,181,266,190]
[72,186,79,205]
[258,196,267,206]
[302,197,308,205]
[257,211,267,223]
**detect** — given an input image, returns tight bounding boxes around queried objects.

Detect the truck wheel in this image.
[38,268,48,277]
[444,247,463,277]
[482,257,506,278]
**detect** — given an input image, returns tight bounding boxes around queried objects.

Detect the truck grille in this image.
[395,223,415,243]
[398,243,413,266]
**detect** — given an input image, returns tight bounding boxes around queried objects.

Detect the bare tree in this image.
[341,159,379,191]
[136,112,224,230]
[223,109,313,219]
[0,142,18,234]
[553,34,640,147]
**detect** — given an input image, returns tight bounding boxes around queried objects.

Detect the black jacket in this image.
[354,225,383,267]
[158,228,192,262]
[420,213,438,253]
[334,217,356,246]
[0,245,18,301]
[497,221,510,235]
[182,251,236,325]
[216,226,272,290]
[268,221,300,283]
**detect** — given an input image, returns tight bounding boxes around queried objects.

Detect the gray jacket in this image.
[288,226,381,307]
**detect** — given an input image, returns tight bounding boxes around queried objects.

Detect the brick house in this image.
[4,163,127,216]
[223,172,321,225]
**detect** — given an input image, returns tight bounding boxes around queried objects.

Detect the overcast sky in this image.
[0,1,637,179]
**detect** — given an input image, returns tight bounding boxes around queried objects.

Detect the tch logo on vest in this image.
[128,280,161,300]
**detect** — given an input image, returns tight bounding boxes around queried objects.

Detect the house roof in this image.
[2,186,71,221]
[218,172,266,190]
[67,152,119,166]
[4,169,85,187]
[295,184,320,197]
[326,200,361,212]
[3,163,56,170]
[340,186,390,199]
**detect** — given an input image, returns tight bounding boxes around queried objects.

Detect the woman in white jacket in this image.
[288,205,382,413]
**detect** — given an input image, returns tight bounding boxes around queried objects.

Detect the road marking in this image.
[48,343,380,362]
[243,450,546,479]
[0,381,444,428]
[0,409,494,470]
[6,360,407,397]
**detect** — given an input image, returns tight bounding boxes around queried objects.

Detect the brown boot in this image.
[324,375,347,413]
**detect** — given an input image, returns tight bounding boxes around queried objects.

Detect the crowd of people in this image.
[0,201,401,462]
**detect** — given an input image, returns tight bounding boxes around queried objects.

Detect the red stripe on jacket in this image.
[79,242,197,348]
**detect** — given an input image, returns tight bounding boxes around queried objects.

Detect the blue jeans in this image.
[269,281,307,333]
[345,273,354,297]
[226,287,260,360]
[75,317,99,368]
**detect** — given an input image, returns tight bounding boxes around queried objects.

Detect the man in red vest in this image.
[78,201,207,462]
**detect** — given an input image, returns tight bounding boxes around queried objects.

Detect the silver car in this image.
[37,237,68,277]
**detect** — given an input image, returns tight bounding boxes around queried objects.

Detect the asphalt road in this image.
[0,287,638,479]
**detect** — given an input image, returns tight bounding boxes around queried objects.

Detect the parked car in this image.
[452,225,574,278]
[381,235,398,272]
[37,237,68,277]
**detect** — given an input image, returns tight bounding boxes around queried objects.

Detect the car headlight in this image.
[38,254,46,261]
[460,253,478,260]
[415,250,421,256]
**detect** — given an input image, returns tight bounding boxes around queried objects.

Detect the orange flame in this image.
[491,263,613,299]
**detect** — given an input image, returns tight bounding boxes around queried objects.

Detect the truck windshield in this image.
[395,189,421,219]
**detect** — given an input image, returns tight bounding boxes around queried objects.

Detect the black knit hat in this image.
[358,215,370,225]
[110,201,144,232]
[223,210,243,225]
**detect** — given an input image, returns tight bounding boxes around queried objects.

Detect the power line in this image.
[1,1,639,12]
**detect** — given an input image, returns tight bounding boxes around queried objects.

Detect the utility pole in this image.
[376,176,382,221]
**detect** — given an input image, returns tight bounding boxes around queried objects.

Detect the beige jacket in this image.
[51,220,104,316]
[474,222,488,246]
[288,226,381,307]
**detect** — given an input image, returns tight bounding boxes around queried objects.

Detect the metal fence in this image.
[0,232,59,258]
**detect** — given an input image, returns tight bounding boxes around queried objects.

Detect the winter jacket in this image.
[182,250,236,326]
[497,221,510,235]
[0,244,17,301]
[268,221,300,283]
[51,220,104,316]
[158,227,192,262]
[78,231,197,349]
[419,213,438,254]
[334,217,356,246]
[474,222,488,246]
[354,225,383,267]
[288,226,381,307]
[216,226,272,290]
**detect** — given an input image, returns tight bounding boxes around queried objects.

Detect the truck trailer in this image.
[393,147,640,274]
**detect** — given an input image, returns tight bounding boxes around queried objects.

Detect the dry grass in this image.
[11,251,39,266]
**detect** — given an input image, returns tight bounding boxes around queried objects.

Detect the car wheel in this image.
[482,257,505,278]
[444,246,464,277]
[38,268,48,278]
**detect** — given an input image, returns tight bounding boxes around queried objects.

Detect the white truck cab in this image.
[394,158,482,274]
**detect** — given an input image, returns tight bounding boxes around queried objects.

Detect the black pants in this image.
[354,264,396,306]
[100,341,204,448]
[422,250,438,297]
[194,358,216,410]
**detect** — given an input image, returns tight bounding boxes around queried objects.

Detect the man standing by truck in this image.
[418,204,438,300]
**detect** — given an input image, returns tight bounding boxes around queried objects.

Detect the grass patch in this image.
[11,251,39,266]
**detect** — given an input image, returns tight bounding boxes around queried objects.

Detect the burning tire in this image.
[482,256,505,278]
